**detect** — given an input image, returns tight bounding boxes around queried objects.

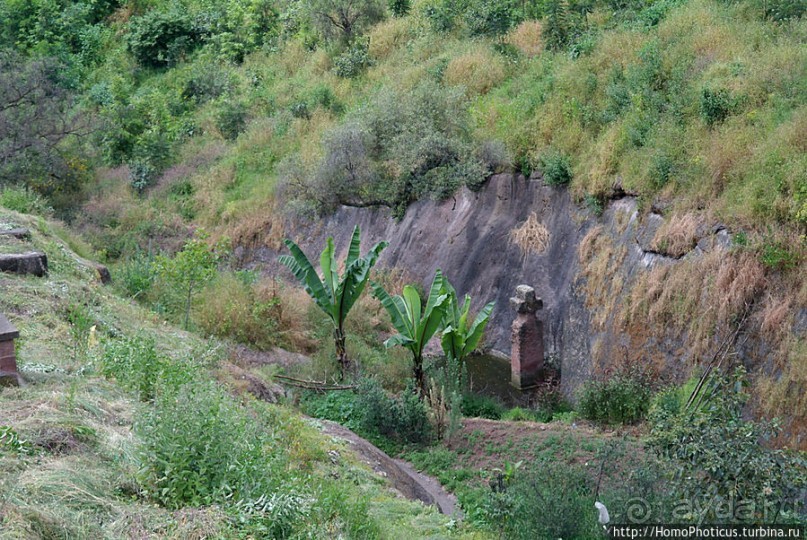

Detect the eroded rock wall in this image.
[241,173,804,447]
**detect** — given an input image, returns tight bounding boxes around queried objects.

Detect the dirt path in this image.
[320,420,460,517]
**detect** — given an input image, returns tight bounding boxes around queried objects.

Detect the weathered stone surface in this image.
[241,173,787,412]
[0,228,31,240]
[0,251,48,276]
[0,313,19,342]
[247,174,583,366]
[94,263,111,284]
[0,314,20,387]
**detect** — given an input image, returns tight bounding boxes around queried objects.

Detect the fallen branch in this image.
[274,374,355,392]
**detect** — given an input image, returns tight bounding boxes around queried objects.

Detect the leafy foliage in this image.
[303,0,386,43]
[279,225,388,378]
[355,379,433,444]
[440,279,494,364]
[538,149,573,185]
[127,8,201,68]
[136,381,283,508]
[578,373,652,425]
[152,231,227,329]
[648,367,807,524]
[372,269,449,393]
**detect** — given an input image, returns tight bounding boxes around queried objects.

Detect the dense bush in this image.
[699,87,734,127]
[460,393,505,419]
[333,39,373,78]
[127,8,201,68]
[0,186,53,216]
[538,149,573,185]
[287,81,486,214]
[578,374,652,424]
[215,99,248,140]
[99,335,195,401]
[136,381,282,508]
[301,379,433,446]
[356,379,433,445]
[648,367,807,524]
[389,0,411,17]
[479,462,603,538]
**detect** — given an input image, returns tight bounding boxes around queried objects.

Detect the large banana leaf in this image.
[279,225,388,327]
[279,240,332,314]
[371,269,449,358]
[441,282,495,362]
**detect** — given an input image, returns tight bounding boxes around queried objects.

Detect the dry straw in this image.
[510,212,550,257]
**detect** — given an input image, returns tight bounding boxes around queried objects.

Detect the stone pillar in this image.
[510,285,544,390]
[0,313,21,387]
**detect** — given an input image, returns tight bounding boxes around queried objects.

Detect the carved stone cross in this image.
[510,285,544,390]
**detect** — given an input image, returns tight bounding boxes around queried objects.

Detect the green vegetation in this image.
[0,209,479,539]
[578,371,653,424]
[1,0,806,536]
[153,230,227,329]
[280,225,388,378]
[372,269,450,393]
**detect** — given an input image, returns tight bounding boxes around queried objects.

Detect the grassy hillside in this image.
[1,0,803,244]
[0,209,482,538]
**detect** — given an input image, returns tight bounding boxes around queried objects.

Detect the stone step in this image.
[0,251,48,276]
[0,228,31,240]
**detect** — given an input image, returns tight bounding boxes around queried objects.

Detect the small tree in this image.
[279,225,387,379]
[153,231,224,330]
[371,269,450,395]
[303,0,385,43]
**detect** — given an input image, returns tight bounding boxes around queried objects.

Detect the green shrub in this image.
[137,381,282,508]
[99,335,194,401]
[215,99,248,140]
[760,240,800,270]
[699,87,734,127]
[115,251,156,300]
[463,0,517,37]
[300,389,362,432]
[389,0,411,17]
[578,374,652,425]
[127,8,201,68]
[0,186,53,215]
[333,40,373,78]
[539,149,573,185]
[295,81,485,212]
[423,0,460,33]
[460,393,505,419]
[648,367,807,524]
[501,407,540,422]
[356,379,433,445]
[479,462,603,538]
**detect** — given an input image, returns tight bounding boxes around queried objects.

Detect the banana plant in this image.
[371,269,450,395]
[279,225,388,379]
[440,279,495,364]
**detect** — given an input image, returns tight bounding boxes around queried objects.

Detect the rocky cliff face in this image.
[240,173,804,448]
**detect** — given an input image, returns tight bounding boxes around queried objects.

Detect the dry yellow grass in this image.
[368,17,415,60]
[623,249,766,362]
[510,212,550,256]
[507,20,544,58]
[757,294,792,342]
[650,213,701,257]
[577,226,628,334]
[443,47,506,96]
[755,337,807,450]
